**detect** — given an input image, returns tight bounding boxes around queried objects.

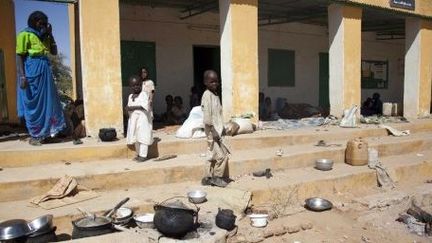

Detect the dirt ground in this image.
[228,180,432,243]
[229,208,430,243]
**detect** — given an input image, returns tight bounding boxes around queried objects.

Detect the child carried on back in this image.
[126,75,153,162]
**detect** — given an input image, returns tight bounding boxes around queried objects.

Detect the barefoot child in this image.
[126,75,153,162]
[201,70,230,188]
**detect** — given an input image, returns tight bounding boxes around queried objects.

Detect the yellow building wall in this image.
[347,0,432,17]
[418,20,432,115]
[342,6,362,112]
[68,4,76,100]
[79,0,123,137]
[0,0,18,123]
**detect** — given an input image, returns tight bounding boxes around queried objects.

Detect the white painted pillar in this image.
[403,18,432,118]
[328,4,362,117]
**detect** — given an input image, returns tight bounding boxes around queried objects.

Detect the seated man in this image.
[171,96,188,125]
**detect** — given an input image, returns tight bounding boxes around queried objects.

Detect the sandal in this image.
[29,138,42,146]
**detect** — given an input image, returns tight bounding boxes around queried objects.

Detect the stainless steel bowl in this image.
[113,207,133,225]
[134,214,154,229]
[0,219,33,240]
[305,197,333,212]
[27,214,53,236]
[315,159,334,171]
[187,190,207,204]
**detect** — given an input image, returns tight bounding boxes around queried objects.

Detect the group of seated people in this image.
[361,93,383,116]
[159,86,202,125]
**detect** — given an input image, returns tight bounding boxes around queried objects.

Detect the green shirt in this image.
[16,31,51,57]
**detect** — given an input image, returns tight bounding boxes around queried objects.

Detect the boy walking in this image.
[201,70,230,188]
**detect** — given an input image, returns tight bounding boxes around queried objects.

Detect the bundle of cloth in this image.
[176,107,254,139]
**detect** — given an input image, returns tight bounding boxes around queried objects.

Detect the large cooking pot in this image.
[153,197,199,238]
[98,128,117,142]
[71,216,114,239]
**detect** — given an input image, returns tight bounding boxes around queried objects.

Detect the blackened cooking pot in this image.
[98,128,117,142]
[153,197,199,238]
[215,208,236,231]
[71,216,114,239]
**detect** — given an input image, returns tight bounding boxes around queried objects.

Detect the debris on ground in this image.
[361,115,409,124]
[397,202,432,236]
[380,125,410,137]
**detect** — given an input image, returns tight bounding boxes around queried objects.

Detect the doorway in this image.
[319,52,329,110]
[193,46,220,97]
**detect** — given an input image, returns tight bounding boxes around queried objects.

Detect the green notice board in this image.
[120,41,156,86]
[361,60,388,89]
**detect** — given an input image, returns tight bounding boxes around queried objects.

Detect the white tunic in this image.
[142,80,155,117]
[126,92,153,145]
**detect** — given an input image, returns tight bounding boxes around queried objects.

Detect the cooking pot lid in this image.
[74,216,111,228]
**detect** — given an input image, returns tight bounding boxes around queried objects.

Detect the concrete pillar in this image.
[79,0,123,137]
[219,0,259,122]
[403,18,432,118]
[0,0,18,123]
[68,4,77,100]
[328,4,362,117]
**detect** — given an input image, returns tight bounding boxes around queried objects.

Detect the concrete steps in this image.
[0,150,431,235]
[0,120,431,237]
[1,131,431,202]
[1,120,432,167]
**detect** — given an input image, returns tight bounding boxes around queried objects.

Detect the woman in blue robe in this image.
[16,11,65,145]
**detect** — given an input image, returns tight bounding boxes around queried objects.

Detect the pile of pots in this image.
[72,198,131,239]
[0,215,57,242]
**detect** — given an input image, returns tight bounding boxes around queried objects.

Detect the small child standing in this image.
[201,70,230,188]
[126,75,153,162]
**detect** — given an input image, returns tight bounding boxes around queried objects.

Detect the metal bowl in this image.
[134,213,154,229]
[305,197,333,212]
[27,214,53,236]
[114,207,133,221]
[315,159,334,171]
[113,207,133,225]
[0,219,33,240]
[187,190,207,204]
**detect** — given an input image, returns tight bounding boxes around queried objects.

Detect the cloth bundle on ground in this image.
[175,106,206,139]
[340,105,359,128]
[367,148,396,189]
[380,125,410,137]
[176,107,255,138]
[278,103,323,119]
[30,175,99,209]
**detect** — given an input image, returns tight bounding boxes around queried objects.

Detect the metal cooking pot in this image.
[98,128,117,142]
[71,216,114,239]
[27,215,53,237]
[0,219,32,241]
[153,197,199,238]
[215,208,236,231]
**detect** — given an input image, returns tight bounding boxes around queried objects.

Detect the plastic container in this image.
[345,137,368,166]
[368,148,379,164]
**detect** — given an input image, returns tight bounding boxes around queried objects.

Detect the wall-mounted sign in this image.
[390,0,415,10]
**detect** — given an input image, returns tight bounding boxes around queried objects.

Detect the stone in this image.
[272,225,287,236]
[285,225,301,234]
[263,229,274,238]
[245,231,265,243]
[300,222,313,231]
